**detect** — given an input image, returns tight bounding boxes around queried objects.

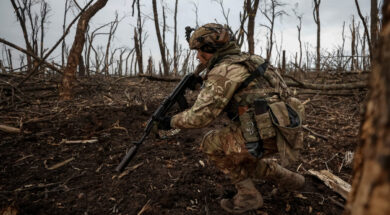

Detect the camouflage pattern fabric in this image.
[171,63,249,128]
[200,123,277,183]
[171,59,279,183]
[188,23,230,50]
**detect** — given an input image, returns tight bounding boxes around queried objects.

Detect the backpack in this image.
[231,53,305,165]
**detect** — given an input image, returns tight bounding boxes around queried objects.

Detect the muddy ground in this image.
[0,72,367,215]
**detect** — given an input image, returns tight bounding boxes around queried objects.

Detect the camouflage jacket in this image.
[171,57,252,129]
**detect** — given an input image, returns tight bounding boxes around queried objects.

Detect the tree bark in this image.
[297,15,303,68]
[354,0,372,62]
[313,0,321,72]
[103,13,119,76]
[173,0,179,76]
[134,28,143,75]
[371,0,379,51]
[152,0,169,76]
[344,2,390,215]
[78,54,86,77]
[10,0,34,71]
[60,0,108,100]
[351,16,357,71]
[246,0,260,55]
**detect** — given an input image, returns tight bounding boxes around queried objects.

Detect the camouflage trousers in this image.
[200,123,278,183]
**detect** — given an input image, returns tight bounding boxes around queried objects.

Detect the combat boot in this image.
[220,178,263,214]
[264,160,305,191]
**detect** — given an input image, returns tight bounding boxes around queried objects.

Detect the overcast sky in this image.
[0,0,374,69]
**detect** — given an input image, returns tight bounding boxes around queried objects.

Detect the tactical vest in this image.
[218,53,305,165]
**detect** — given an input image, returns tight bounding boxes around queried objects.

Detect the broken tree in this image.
[60,0,109,101]
[344,2,390,215]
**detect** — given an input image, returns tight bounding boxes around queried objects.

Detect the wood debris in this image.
[308,169,351,199]
[45,157,75,170]
[0,124,20,134]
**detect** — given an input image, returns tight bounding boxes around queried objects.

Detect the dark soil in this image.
[0,72,367,215]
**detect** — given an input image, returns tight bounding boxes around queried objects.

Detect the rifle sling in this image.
[236,61,269,93]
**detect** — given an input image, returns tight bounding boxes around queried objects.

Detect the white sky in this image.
[0,0,373,70]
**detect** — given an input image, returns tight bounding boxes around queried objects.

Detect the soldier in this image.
[157,23,305,214]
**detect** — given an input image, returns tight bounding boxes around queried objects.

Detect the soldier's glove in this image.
[187,75,203,90]
[157,116,172,130]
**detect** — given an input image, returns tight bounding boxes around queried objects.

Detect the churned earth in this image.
[0,72,366,215]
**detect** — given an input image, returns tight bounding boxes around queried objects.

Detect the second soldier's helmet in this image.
[185,23,232,53]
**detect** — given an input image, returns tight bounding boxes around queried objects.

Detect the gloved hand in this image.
[157,116,172,130]
[187,75,203,90]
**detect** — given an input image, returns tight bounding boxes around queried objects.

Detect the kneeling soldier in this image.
[158,23,305,214]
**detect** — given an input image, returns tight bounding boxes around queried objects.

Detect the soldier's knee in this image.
[201,130,223,155]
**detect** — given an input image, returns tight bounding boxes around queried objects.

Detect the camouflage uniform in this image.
[171,23,305,213]
[171,53,280,183]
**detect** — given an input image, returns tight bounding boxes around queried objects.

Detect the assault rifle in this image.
[115,64,205,172]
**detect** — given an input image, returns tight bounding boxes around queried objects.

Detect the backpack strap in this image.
[236,61,269,92]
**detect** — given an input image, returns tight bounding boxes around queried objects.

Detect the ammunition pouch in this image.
[239,99,303,161]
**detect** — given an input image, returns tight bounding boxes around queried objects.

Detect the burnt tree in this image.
[371,0,379,51]
[344,2,390,215]
[132,0,144,75]
[152,0,169,76]
[313,0,321,71]
[60,0,109,100]
[260,0,286,61]
[173,0,179,76]
[246,0,260,55]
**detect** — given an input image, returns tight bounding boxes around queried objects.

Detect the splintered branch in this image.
[0,38,61,74]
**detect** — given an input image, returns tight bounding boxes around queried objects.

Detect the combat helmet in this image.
[185,23,232,53]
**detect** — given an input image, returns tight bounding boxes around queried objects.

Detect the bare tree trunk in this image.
[191,2,199,27]
[118,48,126,77]
[125,50,132,76]
[313,0,321,72]
[261,0,285,61]
[10,0,34,71]
[103,12,119,76]
[134,28,143,75]
[355,0,372,63]
[340,21,346,70]
[246,0,260,55]
[371,0,379,51]
[133,0,143,75]
[40,1,48,59]
[62,0,70,67]
[282,50,286,74]
[7,49,13,71]
[350,16,357,71]
[130,51,135,76]
[236,1,248,48]
[0,60,6,73]
[146,56,153,75]
[79,54,85,76]
[60,0,108,100]
[344,2,390,214]
[152,0,169,76]
[297,15,303,68]
[173,0,179,76]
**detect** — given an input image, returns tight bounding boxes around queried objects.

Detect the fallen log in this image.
[138,74,181,82]
[284,75,367,90]
[295,89,364,96]
[308,169,351,199]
